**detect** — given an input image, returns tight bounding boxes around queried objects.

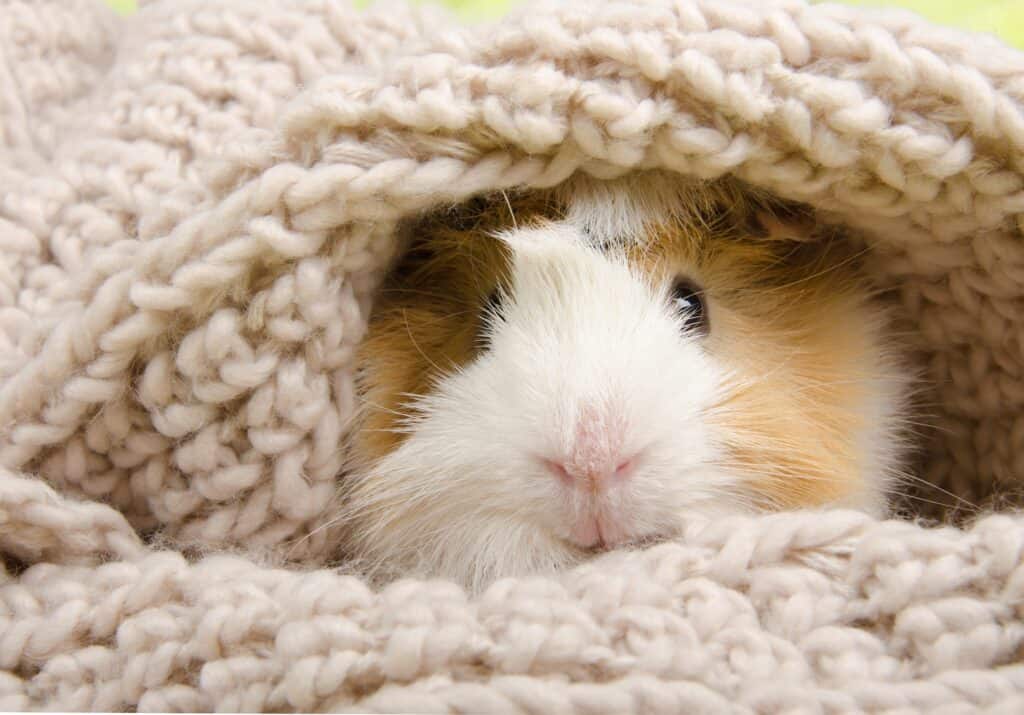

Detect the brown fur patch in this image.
[352,192,560,461]
[353,175,898,509]
[630,219,887,507]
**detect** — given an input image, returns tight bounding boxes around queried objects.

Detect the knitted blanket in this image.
[2,0,1024,711]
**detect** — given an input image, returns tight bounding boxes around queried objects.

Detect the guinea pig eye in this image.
[670,279,709,336]
[476,287,505,351]
[484,287,503,318]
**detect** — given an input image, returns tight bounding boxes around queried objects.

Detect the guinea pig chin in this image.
[342,231,744,588]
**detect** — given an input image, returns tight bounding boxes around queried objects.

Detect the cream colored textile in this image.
[1,0,1023,710]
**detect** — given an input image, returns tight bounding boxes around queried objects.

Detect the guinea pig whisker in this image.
[401,307,457,379]
[677,483,761,515]
[402,311,478,328]
[349,477,477,512]
[376,287,464,302]
[776,243,875,291]
[738,248,873,300]
[359,398,421,422]
[730,460,977,514]
[877,416,935,440]
[285,510,353,556]
[888,469,979,511]
[704,360,799,411]
[356,426,418,436]
[501,190,519,231]
[353,506,482,554]
[894,492,976,513]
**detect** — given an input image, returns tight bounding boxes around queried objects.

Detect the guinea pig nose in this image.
[543,455,636,493]
[545,404,637,492]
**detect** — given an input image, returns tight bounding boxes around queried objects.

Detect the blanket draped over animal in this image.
[2,0,1024,711]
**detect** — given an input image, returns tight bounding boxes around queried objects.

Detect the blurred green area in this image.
[353,0,515,22]
[837,0,1023,49]
[100,0,1024,49]
[106,0,136,14]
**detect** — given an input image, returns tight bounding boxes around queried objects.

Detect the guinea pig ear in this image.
[750,209,818,243]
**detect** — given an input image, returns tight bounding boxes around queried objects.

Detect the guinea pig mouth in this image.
[571,531,667,555]
[562,517,669,553]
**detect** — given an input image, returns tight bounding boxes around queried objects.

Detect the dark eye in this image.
[476,287,505,350]
[484,287,503,318]
[670,279,709,336]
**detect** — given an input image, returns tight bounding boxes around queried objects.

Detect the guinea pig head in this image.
[343,175,909,590]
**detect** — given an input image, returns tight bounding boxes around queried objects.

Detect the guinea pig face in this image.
[344,174,908,590]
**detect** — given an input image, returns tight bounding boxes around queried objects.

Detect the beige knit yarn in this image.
[2,0,1024,711]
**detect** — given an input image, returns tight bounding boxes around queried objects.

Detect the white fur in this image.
[343,177,909,591]
[558,172,717,247]
[344,211,751,591]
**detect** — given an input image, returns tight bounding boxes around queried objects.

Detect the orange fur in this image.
[352,175,903,510]
[633,224,892,508]
[352,194,555,462]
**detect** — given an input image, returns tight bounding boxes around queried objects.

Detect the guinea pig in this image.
[339,171,910,591]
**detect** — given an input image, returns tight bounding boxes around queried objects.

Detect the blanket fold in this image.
[2,0,1024,710]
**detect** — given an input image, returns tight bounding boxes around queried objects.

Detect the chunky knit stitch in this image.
[1,0,1023,710]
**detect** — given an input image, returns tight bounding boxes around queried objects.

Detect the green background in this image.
[104,0,1024,50]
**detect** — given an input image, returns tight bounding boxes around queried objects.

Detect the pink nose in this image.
[545,457,636,493]
[545,404,635,493]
